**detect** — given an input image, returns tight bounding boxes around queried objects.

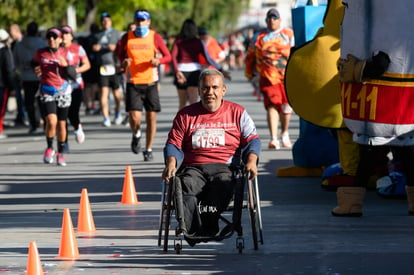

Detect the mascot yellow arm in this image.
[285,0,345,128]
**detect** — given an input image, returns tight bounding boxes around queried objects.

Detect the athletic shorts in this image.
[174,70,201,89]
[125,82,161,112]
[260,77,292,114]
[40,93,71,120]
[98,74,121,90]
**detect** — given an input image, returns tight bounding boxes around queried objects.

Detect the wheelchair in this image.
[157,167,264,254]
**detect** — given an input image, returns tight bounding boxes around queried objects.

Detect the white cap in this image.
[0,29,9,42]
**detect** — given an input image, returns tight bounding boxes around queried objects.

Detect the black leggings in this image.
[68,88,83,130]
[22,81,42,129]
[355,145,414,187]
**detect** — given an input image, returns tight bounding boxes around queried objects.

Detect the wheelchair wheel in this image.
[162,178,174,252]
[157,181,167,247]
[247,176,258,250]
[254,176,264,245]
[236,236,244,254]
[247,176,263,250]
[174,241,182,254]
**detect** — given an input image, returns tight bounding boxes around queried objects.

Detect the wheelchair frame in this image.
[157,171,264,254]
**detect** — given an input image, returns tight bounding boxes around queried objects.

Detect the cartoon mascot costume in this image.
[285,1,353,183]
[287,0,414,216]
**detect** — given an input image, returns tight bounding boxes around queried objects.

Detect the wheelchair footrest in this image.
[181,224,241,243]
[183,233,234,243]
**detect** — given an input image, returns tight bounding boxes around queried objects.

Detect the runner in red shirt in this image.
[32,27,76,166]
[61,25,91,146]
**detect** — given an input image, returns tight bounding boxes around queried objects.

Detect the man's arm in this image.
[115,33,128,62]
[162,143,184,182]
[244,149,259,179]
[154,32,172,65]
[108,30,121,52]
[240,109,261,179]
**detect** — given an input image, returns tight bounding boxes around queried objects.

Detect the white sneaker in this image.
[281,133,292,148]
[74,125,85,144]
[268,140,281,150]
[102,117,111,127]
[114,113,123,125]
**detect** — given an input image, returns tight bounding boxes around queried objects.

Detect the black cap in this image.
[198,27,208,36]
[266,8,280,19]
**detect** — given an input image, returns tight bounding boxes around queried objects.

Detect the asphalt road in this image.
[1,70,414,275]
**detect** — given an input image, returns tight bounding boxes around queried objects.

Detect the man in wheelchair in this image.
[162,68,261,246]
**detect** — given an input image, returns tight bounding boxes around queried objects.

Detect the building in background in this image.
[237,0,327,29]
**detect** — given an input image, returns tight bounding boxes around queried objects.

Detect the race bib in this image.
[192,129,225,148]
[100,64,116,76]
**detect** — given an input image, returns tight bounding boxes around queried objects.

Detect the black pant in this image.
[22,81,41,129]
[68,88,83,130]
[355,145,414,187]
[176,163,235,236]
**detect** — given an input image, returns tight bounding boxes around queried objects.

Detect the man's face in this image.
[101,17,112,30]
[134,18,151,27]
[266,16,281,31]
[199,74,226,112]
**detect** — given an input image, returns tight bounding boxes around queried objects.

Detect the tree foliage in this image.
[0,0,249,37]
[0,0,76,28]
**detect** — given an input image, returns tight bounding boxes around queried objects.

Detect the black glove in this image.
[65,65,77,81]
[363,51,390,79]
[338,51,390,83]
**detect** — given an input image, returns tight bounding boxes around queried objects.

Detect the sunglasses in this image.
[46,33,59,40]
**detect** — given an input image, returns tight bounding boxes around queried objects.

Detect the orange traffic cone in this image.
[120,166,142,205]
[56,208,79,260]
[77,188,96,233]
[26,241,43,275]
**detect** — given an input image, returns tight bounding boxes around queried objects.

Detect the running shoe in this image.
[102,117,111,127]
[131,135,141,154]
[43,148,55,164]
[268,140,281,150]
[28,126,38,135]
[74,125,85,144]
[56,153,67,166]
[281,133,292,148]
[114,112,123,125]
[63,142,70,154]
[122,114,130,127]
[143,150,153,161]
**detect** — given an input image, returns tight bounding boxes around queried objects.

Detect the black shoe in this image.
[122,114,130,125]
[131,136,141,154]
[184,235,198,247]
[28,126,37,134]
[143,150,153,161]
[14,117,29,127]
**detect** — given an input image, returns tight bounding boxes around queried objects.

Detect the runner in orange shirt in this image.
[245,8,295,150]
[198,28,226,69]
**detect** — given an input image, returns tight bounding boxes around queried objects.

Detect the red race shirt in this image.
[167,100,259,166]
